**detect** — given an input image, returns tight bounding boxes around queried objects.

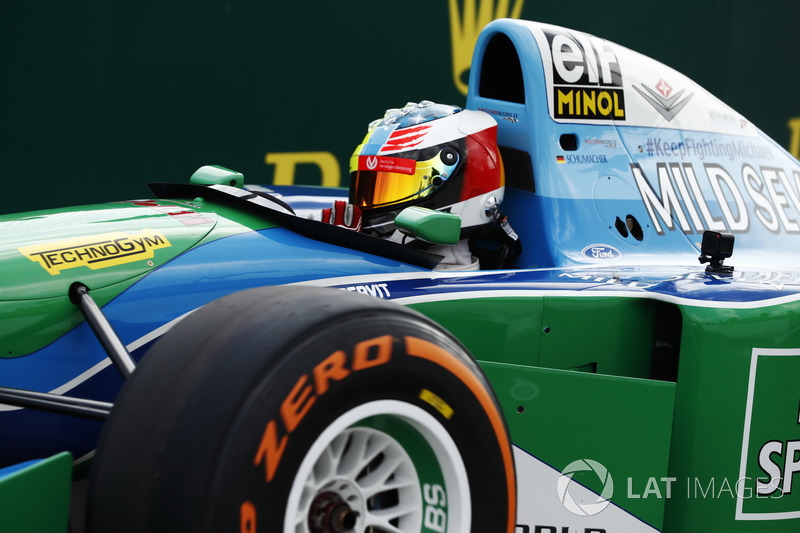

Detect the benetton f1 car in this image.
[1,18,799,533]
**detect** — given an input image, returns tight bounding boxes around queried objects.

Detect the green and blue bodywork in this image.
[1,18,799,532]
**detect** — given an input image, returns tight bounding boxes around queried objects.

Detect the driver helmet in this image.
[349,101,505,239]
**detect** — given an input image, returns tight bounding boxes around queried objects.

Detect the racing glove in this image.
[322,201,362,231]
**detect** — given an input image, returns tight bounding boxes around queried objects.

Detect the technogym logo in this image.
[447,0,525,95]
[18,229,171,276]
[557,459,614,516]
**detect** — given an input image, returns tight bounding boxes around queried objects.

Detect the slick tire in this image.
[88,286,516,533]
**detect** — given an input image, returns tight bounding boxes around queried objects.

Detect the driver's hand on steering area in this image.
[322,200,362,231]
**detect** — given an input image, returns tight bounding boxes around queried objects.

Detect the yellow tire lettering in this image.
[419,388,454,420]
[406,336,517,532]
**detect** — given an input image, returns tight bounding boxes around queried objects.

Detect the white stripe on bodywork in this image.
[0,310,195,412]
[5,268,800,412]
[514,446,661,532]
[293,272,800,310]
[390,287,800,310]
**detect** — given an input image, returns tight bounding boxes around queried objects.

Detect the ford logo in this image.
[581,244,621,260]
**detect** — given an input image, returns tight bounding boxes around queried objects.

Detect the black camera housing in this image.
[698,231,735,274]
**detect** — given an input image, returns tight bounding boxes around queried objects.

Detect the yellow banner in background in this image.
[788,118,800,158]
[265,152,342,187]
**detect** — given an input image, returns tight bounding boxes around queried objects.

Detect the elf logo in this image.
[545,29,622,87]
[543,28,625,121]
[736,348,800,520]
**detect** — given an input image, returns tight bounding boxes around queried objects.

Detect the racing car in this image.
[1,18,799,533]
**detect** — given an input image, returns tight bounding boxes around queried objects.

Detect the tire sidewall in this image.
[90,287,514,533]
[201,313,509,532]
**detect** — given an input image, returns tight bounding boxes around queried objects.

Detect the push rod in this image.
[0,387,112,420]
[69,283,136,379]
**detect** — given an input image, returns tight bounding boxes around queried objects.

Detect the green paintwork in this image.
[395,207,462,245]
[0,197,278,357]
[410,297,544,367]
[0,200,215,358]
[662,301,800,532]
[413,292,800,530]
[739,355,800,515]
[189,165,245,188]
[482,362,676,529]
[1,194,798,530]
[0,452,72,533]
[0,201,217,300]
[0,279,139,358]
[412,295,674,527]
[538,297,657,378]
[411,296,659,377]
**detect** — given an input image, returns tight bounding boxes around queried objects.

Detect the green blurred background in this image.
[3,0,799,214]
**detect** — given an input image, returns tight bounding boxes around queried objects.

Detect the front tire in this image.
[89,286,516,532]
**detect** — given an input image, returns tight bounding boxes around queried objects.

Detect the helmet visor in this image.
[351,149,459,210]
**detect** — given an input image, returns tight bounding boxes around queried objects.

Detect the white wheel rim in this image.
[284,400,470,533]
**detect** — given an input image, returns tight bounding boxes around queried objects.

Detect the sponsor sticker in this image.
[555,87,626,121]
[581,245,621,260]
[629,158,800,236]
[340,283,392,298]
[357,155,416,175]
[632,78,693,122]
[585,138,618,150]
[543,28,626,121]
[736,348,800,520]
[558,154,609,164]
[477,107,520,123]
[18,229,172,275]
[530,21,758,135]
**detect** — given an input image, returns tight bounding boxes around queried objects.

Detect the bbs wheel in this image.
[89,286,516,532]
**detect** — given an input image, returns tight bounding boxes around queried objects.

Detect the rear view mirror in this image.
[394,207,461,245]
